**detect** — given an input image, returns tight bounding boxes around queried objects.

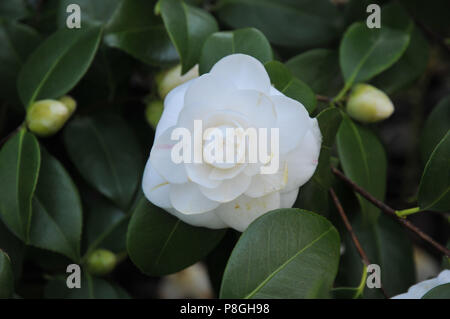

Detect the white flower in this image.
[142,54,321,232]
[391,270,450,299]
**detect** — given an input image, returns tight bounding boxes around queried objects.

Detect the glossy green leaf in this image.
[0,250,14,298]
[57,0,122,27]
[28,149,82,261]
[18,26,103,108]
[298,108,342,216]
[127,198,226,276]
[419,96,450,164]
[220,209,340,299]
[0,220,24,280]
[339,213,415,298]
[45,274,130,299]
[0,129,40,242]
[199,27,272,74]
[83,192,128,254]
[372,27,429,94]
[0,20,40,103]
[422,283,450,299]
[418,131,450,212]
[217,0,340,48]
[265,61,316,114]
[336,115,387,222]
[160,0,218,73]
[339,3,412,87]
[104,0,178,66]
[63,114,142,210]
[0,0,28,20]
[286,49,342,96]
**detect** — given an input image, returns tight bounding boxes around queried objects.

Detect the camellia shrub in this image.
[0,0,449,299]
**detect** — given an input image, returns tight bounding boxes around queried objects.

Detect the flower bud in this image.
[145,99,164,129]
[346,84,394,123]
[85,249,117,276]
[155,64,199,99]
[26,99,73,137]
[58,95,77,114]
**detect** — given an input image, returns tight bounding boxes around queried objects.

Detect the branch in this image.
[332,167,450,258]
[329,188,389,299]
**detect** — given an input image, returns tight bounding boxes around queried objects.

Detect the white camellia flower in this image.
[142,54,321,232]
[392,270,450,299]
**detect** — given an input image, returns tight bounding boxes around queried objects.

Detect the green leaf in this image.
[419,96,450,164]
[83,192,128,254]
[339,3,412,87]
[0,129,40,242]
[339,213,415,298]
[264,61,316,114]
[0,0,28,20]
[57,0,122,27]
[0,20,40,103]
[372,26,429,94]
[286,49,342,96]
[217,0,340,48]
[0,250,14,298]
[63,114,142,210]
[297,108,342,216]
[418,131,450,212]
[104,0,178,66]
[220,209,340,299]
[0,219,25,280]
[199,27,273,74]
[127,197,226,276]
[160,0,218,73]
[17,26,103,109]
[336,115,387,222]
[422,283,450,299]
[28,148,82,261]
[45,274,130,299]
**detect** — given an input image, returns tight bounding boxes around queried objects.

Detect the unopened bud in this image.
[145,99,164,129]
[58,95,77,114]
[86,249,117,276]
[346,84,394,123]
[26,99,74,137]
[156,64,199,99]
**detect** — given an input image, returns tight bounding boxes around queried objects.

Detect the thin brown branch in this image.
[329,188,389,299]
[316,94,331,103]
[330,188,370,266]
[332,167,450,258]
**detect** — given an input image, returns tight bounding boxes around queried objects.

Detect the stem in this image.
[316,94,331,103]
[330,188,389,298]
[333,82,352,103]
[332,167,450,258]
[354,264,368,299]
[330,188,370,266]
[395,207,421,218]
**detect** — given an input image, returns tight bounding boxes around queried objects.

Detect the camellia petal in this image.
[166,208,227,229]
[150,126,188,184]
[155,80,195,140]
[210,54,272,93]
[280,188,299,208]
[185,162,222,188]
[142,161,172,209]
[199,173,251,203]
[283,120,322,193]
[215,192,280,232]
[170,182,221,214]
[271,94,312,154]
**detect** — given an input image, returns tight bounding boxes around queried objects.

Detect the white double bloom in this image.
[142,54,322,231]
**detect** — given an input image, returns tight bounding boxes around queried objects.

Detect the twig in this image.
[330,188,370,266]
[332,167,450,258]
[329,188,389,299]
[316,94,331,103]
